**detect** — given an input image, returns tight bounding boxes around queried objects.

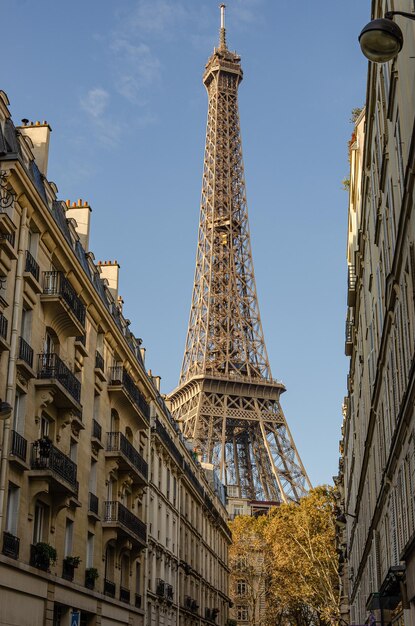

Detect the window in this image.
[135,562,141,595]
[40,415,50,439]
[33,501,46,544]
[395,112,405,197]
[236,579,247,596]
[86,533,94,568]
[20,307,32,343]
[89,459,97,494]
[237,606,248,621]
[6,483,20,535]
[64,519,74,557]
[44,330,55,354]
[69,440,78,462]
[13,391,25,435]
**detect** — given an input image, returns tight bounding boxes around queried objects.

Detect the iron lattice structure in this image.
[169,10,311,504]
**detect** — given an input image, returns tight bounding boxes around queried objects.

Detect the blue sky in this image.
[2,0,370,486]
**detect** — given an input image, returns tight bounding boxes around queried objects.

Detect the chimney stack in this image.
[65,199,92,251]
[97,260,120,301]
[18,120,52,176]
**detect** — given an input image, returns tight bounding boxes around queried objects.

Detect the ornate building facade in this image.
[342,1,415,625]
[0,91,230,626]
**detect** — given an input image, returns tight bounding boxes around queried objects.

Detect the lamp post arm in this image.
[385,11,415,21]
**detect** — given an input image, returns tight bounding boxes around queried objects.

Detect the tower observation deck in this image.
[168,5,311,504]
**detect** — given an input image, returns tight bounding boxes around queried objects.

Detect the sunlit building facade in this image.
[342,2,415,625]
[0,91,230,626]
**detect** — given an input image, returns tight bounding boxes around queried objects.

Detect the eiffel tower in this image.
[169,5,311,504]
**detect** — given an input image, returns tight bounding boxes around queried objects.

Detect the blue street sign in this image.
[71,611,80,626]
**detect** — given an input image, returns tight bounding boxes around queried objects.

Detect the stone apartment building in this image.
[0,91,231,626]
[342,1,415,625]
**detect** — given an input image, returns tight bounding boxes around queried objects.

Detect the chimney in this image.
[97,260,120,301]
[18,120,52,176]
[148,370,161,391]
[65,199,92,250]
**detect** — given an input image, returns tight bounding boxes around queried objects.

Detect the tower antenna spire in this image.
[219,3,227,50]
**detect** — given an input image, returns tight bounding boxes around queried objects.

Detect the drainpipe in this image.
[0,204,28,530]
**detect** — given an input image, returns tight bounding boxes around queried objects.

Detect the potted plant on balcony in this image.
[62,555,81,581]
[32,542,57,571]
[85,567,99,590]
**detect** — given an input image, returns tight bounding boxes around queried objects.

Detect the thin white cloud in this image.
[110,39,161,103]
[79,88,122,147]
[121,0,187,38]
[233,0,265,26]
[80,88,109,119]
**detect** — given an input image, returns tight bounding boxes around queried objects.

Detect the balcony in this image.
[40,271,86,337]
[16,336,35,379]
[105,432,148,485]
[9,430,28,469]
[107,366,149,426]
[104,578,116,598]
[88,492,100,522]
[74,334,88,356]
[92,419,102,442]
[103,501,147,548]
[91,419,104,455]
[29,439,78,498]
[0,312,9,352]
[94,350,106,382]
[62,559,76,582]
[184,596,199,612]
[345,320,353,357]
[35,353,81,411]
[2,531,20,559]
[347,264,357,307]
[120,586,131,603]
[166,584,173,604]
[0,212,17,277]
[23,251,41,299]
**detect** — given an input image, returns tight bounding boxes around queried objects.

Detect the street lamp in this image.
[359,11,415,62]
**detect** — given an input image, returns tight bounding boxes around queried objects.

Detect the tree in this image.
[264,486,340,626]
[229,515,269,626]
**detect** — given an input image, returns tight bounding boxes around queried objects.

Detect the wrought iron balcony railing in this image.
[108,366,150,421]
[156,579,166,597]
[104,578,116,598]
[31,439,78,492]
[37,353,81,403]
[0,312,7,341]
[25,250,40,282]
[345,320,353,344]
[104,501,147,544]
[18,336,34,368]
[348,264,356,291]
[75,334,86,347]
[120,586,131,603]
[0,231,15,247]
[166,584,173,602]
[62,559,75,581]
[43,271,86,326]
[95,350,104,371]
[154,418,183,468]
[92,419,102,441]
[88,492,99,515]
[106,432,148,479]
[2,531,20,559]
[10,430,27,462]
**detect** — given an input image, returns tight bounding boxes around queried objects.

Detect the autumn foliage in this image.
[229,486,340,626]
